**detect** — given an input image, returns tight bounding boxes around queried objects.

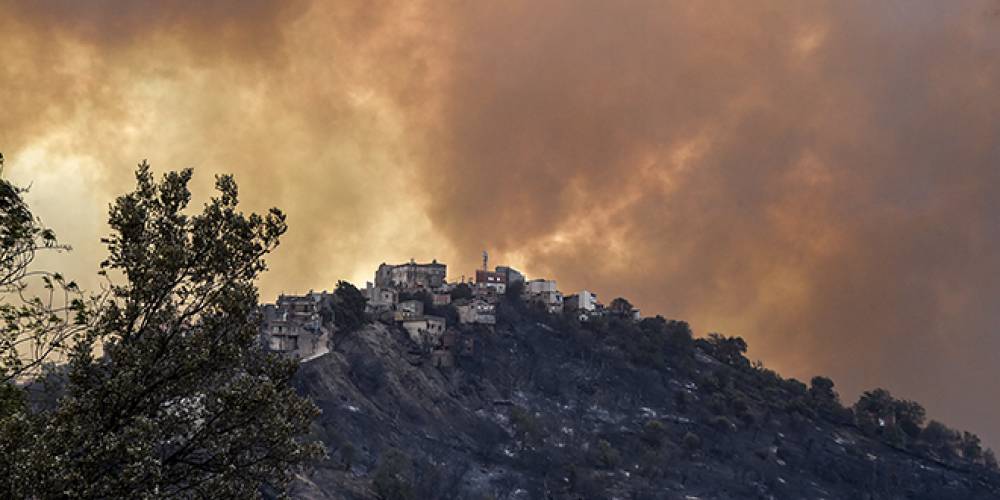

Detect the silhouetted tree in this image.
[961,431,983,463]
[705,333,749,367]
[854,388,896,435]
[809,376,838,404]
[985,449,999,470]
[3,163,321,497]
[921,420,960,459]
[333,280,368,333]
[893,399,926,440]
[1,153,90,386]
[594,439,621,469]
[609,297,634,317]
[449,282,473,301]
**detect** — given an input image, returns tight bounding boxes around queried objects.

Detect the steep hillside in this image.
[290,304,1000,499]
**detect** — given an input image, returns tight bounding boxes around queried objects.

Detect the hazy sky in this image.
[3,0,1000,448]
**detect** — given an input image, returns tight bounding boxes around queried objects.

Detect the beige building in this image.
[364,282,398,313]
[456,299,497,325]
[394,299,424,321]
[260,291,334,361]
[402,315,446,346]
[374,259,447,290]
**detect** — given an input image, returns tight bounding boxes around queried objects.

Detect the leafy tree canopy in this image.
[1,160,322,498]
[333,280,368,333]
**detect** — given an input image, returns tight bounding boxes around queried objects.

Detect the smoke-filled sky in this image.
[3,0,1000,447]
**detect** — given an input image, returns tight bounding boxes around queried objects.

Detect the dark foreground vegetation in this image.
[1,158,320,498]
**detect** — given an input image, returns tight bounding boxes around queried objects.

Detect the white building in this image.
[524,279,564,314]
[565,290,599,312]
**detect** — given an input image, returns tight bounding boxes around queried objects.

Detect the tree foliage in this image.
[1,161,322,498]
[449,283,473,301]
[704,333,749,367]
[333,280,368,333]
[609,297,633,316]
[1,153,91,386]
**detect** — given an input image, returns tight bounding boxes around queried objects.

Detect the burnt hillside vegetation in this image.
[290,301,1000,499]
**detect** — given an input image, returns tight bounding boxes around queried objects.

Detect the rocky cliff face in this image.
[289,309,1000,499]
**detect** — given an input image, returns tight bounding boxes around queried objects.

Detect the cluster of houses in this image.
[260,252,640,364]
[260,291,335,361]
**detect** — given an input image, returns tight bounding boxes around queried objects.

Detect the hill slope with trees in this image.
[291,299,1000,499]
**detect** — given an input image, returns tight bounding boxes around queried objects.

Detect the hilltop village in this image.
[259,253,641,365]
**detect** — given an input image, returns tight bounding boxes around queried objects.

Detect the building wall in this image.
[402,316,446,346]
[525,279,557,294]
[364,283,398,312]
[375,259,447,289]
[571,290,597,311]
[432,293,452,306]
[394,299,425,321]
[475,269,507,294]
[457,299,497,325]
[496,266,524,285]
[260,291,334,361]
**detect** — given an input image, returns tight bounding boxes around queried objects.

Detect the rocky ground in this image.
[289,309,1000,500]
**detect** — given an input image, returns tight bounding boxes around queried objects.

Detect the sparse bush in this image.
[754,365,784,387]
[708,394,728,415]
[641,420,666,448]
[664,319,695,355]
[710,415,735,432]
[637,449,667,478]
[961,431,984,463]
[736,407,756,427]
[809,376,837,403]
[922,420,960,460]
[595,439,621,469]
[510,406,543,447]
[984,449,999,470]
[705,333,749,367]
[723,388,754,425]
[348,353,385,395]
[372,448,414,500]
[674,390,689,413]
[609,297,634,317]
[784,397,816,419]
[682,432,702,452]
[340,443,355,471]
[700,374,722,394]
[784,378,808,396]
[894,399,926,440]
[571,467,609,499]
